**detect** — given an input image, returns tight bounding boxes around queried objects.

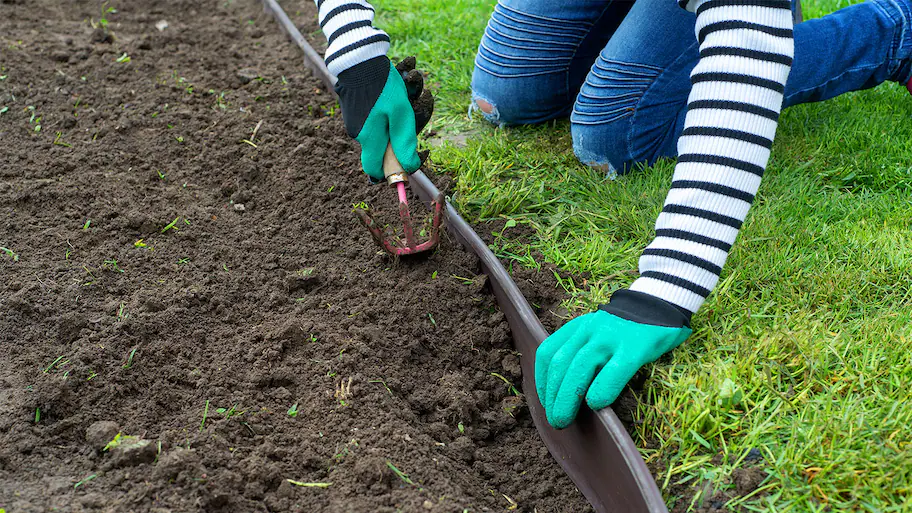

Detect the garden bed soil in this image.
[0,1,592,511]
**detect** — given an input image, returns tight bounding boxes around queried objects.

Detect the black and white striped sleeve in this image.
[628,0,794,314]
[314,0,390,76]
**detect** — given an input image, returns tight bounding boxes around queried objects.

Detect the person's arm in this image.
[630,0,795,314]
[316,0,390,76]
[537,0,794,429]
[313,1,421,180]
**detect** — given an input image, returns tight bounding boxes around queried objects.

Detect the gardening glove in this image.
[335,55,434,182]
[535,289,692,429]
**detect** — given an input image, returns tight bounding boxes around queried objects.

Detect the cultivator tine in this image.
[355,192,445,256]
[399,201,418,249]
[356,208,401,255]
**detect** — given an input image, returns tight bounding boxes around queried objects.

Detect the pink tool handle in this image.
[396,182,408,205]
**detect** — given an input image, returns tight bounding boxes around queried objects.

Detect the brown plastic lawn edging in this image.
[259,1,804,510]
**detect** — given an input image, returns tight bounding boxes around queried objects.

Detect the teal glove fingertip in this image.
[585,355,639,411]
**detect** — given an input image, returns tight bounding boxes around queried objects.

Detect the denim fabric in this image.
[471,0,912,174]
[470,1,634,125]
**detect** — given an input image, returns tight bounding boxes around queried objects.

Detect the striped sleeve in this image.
[314,0,390,76]
[628,0,794,314]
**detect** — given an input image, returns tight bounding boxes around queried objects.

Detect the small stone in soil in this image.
[501,354,521,379]
[91,27,113,44]
[85,421,120,451]
[236,68,259,84]
[110,438,158,467]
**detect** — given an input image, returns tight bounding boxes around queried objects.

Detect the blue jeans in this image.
[471,0,912,174]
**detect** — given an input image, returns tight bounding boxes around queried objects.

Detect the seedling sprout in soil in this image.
[0,246,19,261]
[122,347,137,369]
[287,480,332,488]
[73,474,97,489]
[386,461,417,487]
[104,433,139,452]
[216,404,243,420]
[200,400,210,431]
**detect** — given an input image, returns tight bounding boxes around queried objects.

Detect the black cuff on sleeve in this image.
[335,55,391,88]
[599,289,692,328]
[334,55,391,138]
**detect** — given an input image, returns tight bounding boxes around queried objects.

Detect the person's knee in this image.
[474,98,495,115]
[470,71,568,127]
[469,0,581,126]
[469,91,509,127]
[571,122,629,177]
[570,52,685,174]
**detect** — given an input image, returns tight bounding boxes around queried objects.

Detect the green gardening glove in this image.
[335,55,432,181]
[535,290,692,429]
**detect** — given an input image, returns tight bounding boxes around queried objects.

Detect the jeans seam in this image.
[479,40,575,64]
[872,0,911,80]
[628,38,700,165]
[494,8,590,38]
[497,2,596,29]
[572,111,634,124]
[784,63,897,101]
[566,3,622,114]
[596,58,664,73]
[577,91,644,102]
[474,60,565,79]
[486,24,581,48]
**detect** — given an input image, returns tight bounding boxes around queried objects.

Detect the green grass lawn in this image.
[376,0,912,510]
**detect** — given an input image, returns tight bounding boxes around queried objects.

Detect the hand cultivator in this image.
[356,145,444,256]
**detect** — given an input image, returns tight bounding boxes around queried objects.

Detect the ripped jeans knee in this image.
[469,1,598,126]
[469,93,506,127]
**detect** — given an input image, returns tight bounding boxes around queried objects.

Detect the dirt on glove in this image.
[0,0,592,512]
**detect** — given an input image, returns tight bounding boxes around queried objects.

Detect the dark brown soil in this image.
[0,1,592,511]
